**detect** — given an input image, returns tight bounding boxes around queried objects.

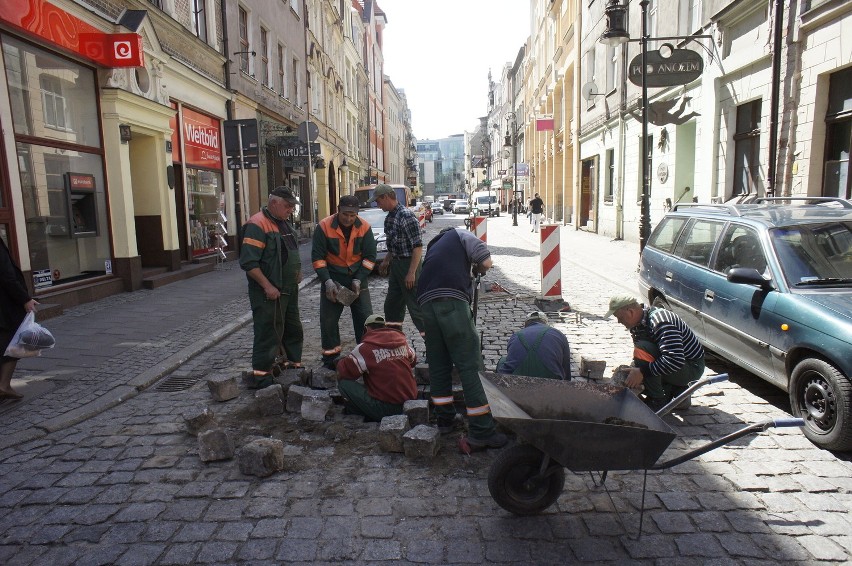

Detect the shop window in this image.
[16,143,109,286]
[604,148,615,202]
[186,168,224,257]
[3,37,100,148]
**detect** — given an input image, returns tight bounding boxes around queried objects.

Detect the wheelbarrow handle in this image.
[771,417,805,428]
[706,373,729,384]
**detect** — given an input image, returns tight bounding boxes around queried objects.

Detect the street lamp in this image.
[600,0,711,253]
[503,112,519,226]
[481,139,492,217]
[601,0,651,251]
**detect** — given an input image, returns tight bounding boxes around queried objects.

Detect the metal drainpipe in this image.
[220,0,242,245]
[766,0,784,197]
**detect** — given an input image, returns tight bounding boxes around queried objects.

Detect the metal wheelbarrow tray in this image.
[480,371,804,518]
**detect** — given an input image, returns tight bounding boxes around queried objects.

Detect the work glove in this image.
[324,279,339,302]
[351,279,361,295]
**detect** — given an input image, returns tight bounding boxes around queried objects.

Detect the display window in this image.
[172,106,225,257]
[187,167,224,257]
[3,35,110,289]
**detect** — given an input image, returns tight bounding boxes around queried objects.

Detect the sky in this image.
[377,1,530,141]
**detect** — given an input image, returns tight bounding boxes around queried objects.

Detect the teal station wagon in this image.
[638,198,852,451]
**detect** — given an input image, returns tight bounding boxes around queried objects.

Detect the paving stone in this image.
[657,492,701,511]
[300,390,332,421]
[674,533,728,557]
[286,385,311,413]
[254,385,286,417]
[197,428,235,462]
[651,511,695,533]
[275,538,319,562]
[405,539,444,563]
[715,533,766,558]
[195,541,239,563]
[402,424,440,459]
[237,538,279,561]
[206,375,240,402]
[622,534,678,559]
[378,414,410,453]
[159,543,201,565]
[310,367,338,389]
[237,438,285,477]
[403,399,429,426]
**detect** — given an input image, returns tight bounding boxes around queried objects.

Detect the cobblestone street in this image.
[0,214,850,565]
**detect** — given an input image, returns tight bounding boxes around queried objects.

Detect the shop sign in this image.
[0,0,144,68]
[515,163,530,177]
[181,108,222,170]
[32,268,52,290]
[628,46,703,88]
[67,173,95,191]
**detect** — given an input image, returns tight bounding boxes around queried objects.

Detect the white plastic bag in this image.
[4,312,55,358]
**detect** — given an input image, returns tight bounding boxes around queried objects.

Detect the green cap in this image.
[605,294,639,318]
[364,314,386,327]
[369,184,395,202]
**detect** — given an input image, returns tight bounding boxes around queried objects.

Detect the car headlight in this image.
[377,240,387,252]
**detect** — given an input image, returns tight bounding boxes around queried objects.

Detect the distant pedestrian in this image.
[373,184,426,338]
[417,227,507,450]
[606,295,705,411]
[312,195,377,370]
[335,314,418,422]
[497,311,572,380]
[0,237,39,401]
[239,187,304,388]
[529,193,544,233]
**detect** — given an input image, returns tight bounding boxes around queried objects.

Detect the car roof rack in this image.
[752,197,852,209]
[671,203,742,216]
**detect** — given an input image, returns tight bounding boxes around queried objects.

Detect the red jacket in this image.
[336,327,417,405]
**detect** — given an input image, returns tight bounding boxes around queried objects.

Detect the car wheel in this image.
[651,295,671,311]
[789,358,852,451]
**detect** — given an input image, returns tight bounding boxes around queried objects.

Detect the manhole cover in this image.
[156,374,202,392]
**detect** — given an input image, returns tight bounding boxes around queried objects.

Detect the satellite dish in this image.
[582,82,601,102]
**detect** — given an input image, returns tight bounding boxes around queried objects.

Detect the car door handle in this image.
[665,271,673,282]
[704,289,715,302]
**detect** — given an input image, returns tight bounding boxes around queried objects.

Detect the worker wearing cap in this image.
[372,184,426,337]
[312,195,377,369]
[497,311,572,380]
[606,295,705,411]
[239,187,304,387]
[335,314,418,422]
[417,227,507,449]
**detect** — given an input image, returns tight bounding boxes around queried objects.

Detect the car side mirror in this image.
[727,267,773,290]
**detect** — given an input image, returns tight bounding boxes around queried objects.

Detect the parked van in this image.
[472,191,499,217]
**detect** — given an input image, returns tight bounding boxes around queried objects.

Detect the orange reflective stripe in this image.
[362,259,375,270]
[634,348,656,363]
[466,404,491,417]
[313,259,328,269]
[431,395,455,406]
[243,237,265,249]
[322,346,342,356]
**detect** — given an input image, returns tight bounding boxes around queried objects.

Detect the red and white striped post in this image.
[418,210,426,231]
[472,216,487,242]
[539,224,561,300]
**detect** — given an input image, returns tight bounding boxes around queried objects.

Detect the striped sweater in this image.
[631,306,704,378]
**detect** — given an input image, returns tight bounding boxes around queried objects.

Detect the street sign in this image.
[223,119,258,155]
[227,155,259,170]
[628,45,703,88]
[297,121,319,143]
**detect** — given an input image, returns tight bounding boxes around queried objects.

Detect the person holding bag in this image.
[0,237,38,400]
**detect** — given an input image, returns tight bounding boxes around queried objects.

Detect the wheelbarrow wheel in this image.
[488,444,565,516]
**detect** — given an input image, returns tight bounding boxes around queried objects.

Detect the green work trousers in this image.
[249,286,303,372]
[320,286,373,363]
[385,256,425,334]
[634,339,705,399]
[422,299,495,439]
[337,380,404,422]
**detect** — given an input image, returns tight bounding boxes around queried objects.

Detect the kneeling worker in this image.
[335,314,418,422]
[606,295,705,411]
[497,311,572,380]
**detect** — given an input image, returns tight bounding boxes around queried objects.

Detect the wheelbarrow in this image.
[479,371,804,531]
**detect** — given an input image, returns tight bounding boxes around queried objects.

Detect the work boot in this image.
[242,370,274,390]
[437,413,463,435]
[466,431,508,449]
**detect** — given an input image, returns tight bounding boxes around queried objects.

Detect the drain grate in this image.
[156,374,203,392]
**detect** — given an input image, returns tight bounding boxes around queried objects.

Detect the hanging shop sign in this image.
[0,0,144,68]
[628,44,703,88]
